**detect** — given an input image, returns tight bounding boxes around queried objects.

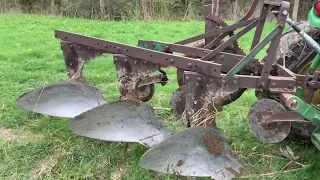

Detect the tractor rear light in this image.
[314,1,320,16]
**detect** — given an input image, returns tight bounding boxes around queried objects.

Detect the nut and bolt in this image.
[194,101,198,105]
[124,59,128,62]
[170,59,174,63]
[282,10,288,16]
[134,60,138,64]
[187,63,192,67]
[197,77,202,81]
[271,83,276,87]
[288,100,298,109]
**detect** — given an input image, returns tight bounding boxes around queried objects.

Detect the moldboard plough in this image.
[15,0,320,179]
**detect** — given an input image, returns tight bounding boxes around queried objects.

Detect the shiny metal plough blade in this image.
[69,100,172,147]
[139,127,244,180]
[16,82,107,118]
[248,99,291,144]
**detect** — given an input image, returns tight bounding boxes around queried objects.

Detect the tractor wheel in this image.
[138,84,155,102]
[256,21,320,142]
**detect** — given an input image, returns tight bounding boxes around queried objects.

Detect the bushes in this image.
[0,0,316,21]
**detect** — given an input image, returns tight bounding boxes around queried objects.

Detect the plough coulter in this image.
[16,0,320,179]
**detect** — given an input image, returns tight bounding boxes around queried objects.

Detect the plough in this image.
[16,0,320,179]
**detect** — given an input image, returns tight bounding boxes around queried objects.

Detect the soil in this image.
[0,127,14,141]
[225,167,238,176]
[176,159,184,167]
[203,132,223,156]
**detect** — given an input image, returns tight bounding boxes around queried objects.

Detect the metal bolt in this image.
[104,44,108,48]
[114,58,118,61]
[282,10,288,16]
[194,101,198,105]
[124,59,128,62]
[185,76,190,81]
[170,59,174,63]
[288,100,297,109]
[197,77,202,81]
[188,111,193,116]
[143,60,147,64]
[117,47,120,51]
[271,83,276,87]
[188,63,192,67]
[134,60,138,64]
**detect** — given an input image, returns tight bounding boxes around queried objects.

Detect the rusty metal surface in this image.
[250,4,270,50]
[69,100,172,147]
[184,72,239,127]
[259,1,290,89]
[62,41,102,83]
[55,30,222,77]
[170,85,186,118]
[248,99,291,143]
[239,0,260,22]
[202,19,258,61]
[139,127,244,180]
[114,54,161,101]
[16,82,107,118]
[175,19,257,45]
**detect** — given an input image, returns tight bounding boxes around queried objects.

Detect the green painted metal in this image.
[309,7,320,28]
[222,26,281,81]
[286,95,320,125]
[138,41,166,52]
[310,55,320,74]
[311,127,320,151]
[294,86,305,99]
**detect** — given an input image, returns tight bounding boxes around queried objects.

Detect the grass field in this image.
[0,14,319,180]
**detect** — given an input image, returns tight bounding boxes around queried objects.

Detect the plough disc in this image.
[248,99,291,143]
[139,127,244,180]
[16,82,107,118]
[69,100,172,147]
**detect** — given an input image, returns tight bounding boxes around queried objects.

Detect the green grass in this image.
[0,14,319,180]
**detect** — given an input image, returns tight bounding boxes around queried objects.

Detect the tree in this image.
[292,0,300,21]
[99,0,105,19]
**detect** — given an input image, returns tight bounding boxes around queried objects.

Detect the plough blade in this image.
[16,82,107,118]
[139,127,244,180]
[69,100,172,147]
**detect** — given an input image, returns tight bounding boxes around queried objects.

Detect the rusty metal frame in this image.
[54,0,318,106]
